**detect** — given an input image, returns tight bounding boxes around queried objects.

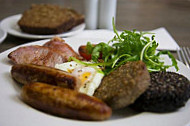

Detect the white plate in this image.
[0,38,190,126]
[0,14,85,39]
[0,27,7,44]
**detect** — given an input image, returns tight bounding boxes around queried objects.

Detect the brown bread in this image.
[18,4,84,35]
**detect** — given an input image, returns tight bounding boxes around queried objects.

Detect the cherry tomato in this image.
[78,45,92,60]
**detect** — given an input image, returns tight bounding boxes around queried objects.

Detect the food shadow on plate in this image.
[110,107,139,120]
[2,72,25,105]
[3,72,22,92]
[0,55,14,66]
[9,94,25,107]
[6,60,15,66]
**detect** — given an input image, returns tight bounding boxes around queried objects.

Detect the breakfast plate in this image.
[0,38,190,126]
[0,14,85,39]
[0,27,7,44]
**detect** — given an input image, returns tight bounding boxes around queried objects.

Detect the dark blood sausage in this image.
[11,64,80,90]
[94,61,150,110]
[8,45,67,67]
[21,82,112,121]
[131,71,190,112]
[43,37,81,60]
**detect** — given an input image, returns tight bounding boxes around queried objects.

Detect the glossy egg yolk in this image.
[55,61,104,96]
[80,72,91,84]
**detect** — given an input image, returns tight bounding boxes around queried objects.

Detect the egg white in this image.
[55,61,104,96]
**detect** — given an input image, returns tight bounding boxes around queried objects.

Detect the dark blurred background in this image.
[0,0,190,51]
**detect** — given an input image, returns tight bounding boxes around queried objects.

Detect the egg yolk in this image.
[79,72,91,84]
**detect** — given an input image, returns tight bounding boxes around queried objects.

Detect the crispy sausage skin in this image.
[8,45,66,67]
[21,82,112,121]
[11,64,80,90]
[43,37,81,60]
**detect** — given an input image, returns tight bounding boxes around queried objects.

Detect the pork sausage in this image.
[21,82,112,121]
[11,64,80,90]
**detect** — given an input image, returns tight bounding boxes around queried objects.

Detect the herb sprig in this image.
[71,18,178,75]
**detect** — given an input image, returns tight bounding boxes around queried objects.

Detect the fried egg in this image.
[55,61,104,96]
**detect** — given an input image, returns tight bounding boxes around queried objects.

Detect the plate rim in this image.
[0,14,85,39]
[0,27,7,44]
[0,37,190,126]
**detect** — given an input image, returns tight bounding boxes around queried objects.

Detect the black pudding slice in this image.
[131,71,190,112]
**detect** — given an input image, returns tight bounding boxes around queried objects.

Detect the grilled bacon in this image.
[8,37,81,67]
[8,45,67,67]
[43,37,81,60]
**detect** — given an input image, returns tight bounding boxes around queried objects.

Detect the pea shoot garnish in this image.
[72,18,178,75]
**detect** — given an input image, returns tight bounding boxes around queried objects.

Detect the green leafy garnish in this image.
[73,18,178,75]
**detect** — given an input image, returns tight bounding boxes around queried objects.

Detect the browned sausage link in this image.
[11,64,80,90]
[21,82,112,121]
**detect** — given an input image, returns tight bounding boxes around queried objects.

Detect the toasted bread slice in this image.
[18,4,84,35]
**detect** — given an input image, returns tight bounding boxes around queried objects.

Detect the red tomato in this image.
[78,45,92,60]
[78,44,103,61]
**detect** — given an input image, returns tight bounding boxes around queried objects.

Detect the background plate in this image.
[0,14,85,39]
[0,27,7,44]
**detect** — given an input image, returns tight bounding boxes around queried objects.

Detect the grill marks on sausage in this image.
[8,37,79,67]
[21,82,112,121]
[11,64,80,90]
